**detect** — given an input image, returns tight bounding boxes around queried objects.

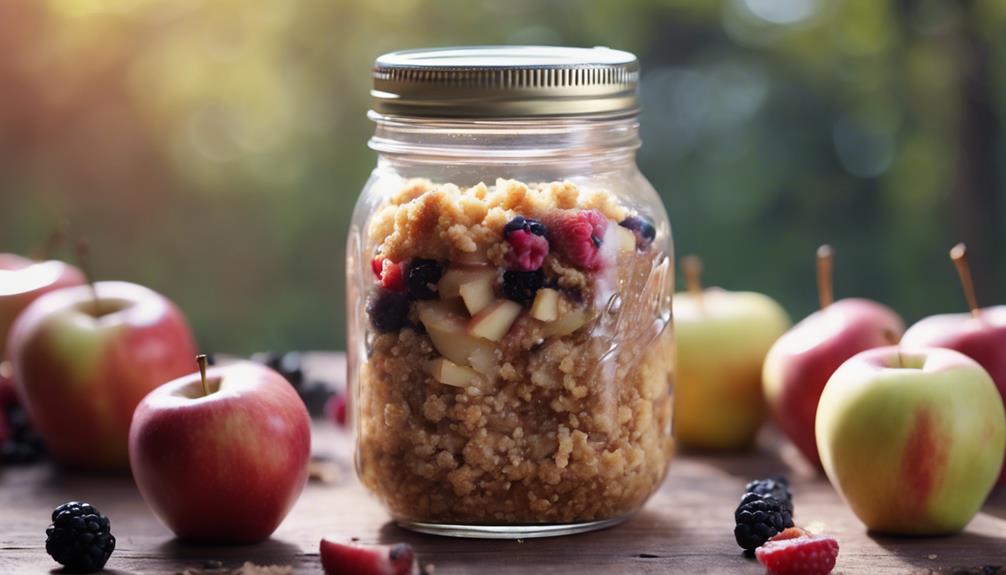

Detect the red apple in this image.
[0,254,86,356]
[901,243,1006,482]
[8,281,197,469]
[763,246,904,467]
[129,357,311,544]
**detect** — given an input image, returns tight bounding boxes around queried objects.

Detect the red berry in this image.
[320,537,415,575]
[371,256,384,278]
[548,209,609,271]
[770,527,811,542]
[756,534,839,575]
[326,394,348,427]
[506,229,549,271]
[379,261,407,293]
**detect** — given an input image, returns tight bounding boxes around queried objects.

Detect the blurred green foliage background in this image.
[1,0,1003,353]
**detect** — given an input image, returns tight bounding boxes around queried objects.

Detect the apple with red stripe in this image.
[816,346,1005,534]
[8,244,196,470]
[130,355,311,544]
[901,243,1006,483]
[763,245,903,467]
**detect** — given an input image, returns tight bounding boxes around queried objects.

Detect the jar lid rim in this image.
[371,45,639,118]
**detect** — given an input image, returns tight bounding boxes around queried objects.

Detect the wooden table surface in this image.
[2,354,1005,574]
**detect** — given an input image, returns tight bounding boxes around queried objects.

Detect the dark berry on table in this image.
[734,492,795,552]
[619,215,656,250]
[1,404,46,464]
[367,289,410,333]
[300,380,335,418]
[251,351,283,370]
[746,476,793,515]
[45,501,115,573]
[406,259,443,300]
[276,352,305,388]
[502,269,544,306]
[503,215,548,238]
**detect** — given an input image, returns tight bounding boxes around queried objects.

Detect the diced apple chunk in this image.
[615,225,636,253]
[459,275,496,315]
[428,358,482,388]
[467,345,500,381]
[467,300,522,342]
[530,288,560,322]
[542,308,589,337]
[416,301,496,366]
[438,267,498,300]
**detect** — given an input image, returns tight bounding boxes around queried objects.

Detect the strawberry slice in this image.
[320,537,415,575]
[755,533,839,575]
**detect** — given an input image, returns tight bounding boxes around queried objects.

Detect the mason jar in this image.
[346,46,674,538]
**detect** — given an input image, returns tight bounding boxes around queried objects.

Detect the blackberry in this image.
[367,289,410,333]
[250,351,304,388]
[406,259,443,300]
[45,501,115,572]
[299,380,335,418]
[734,493,794,552]
[746,476,793,515]
[619,215,656,249]
[1,404,46,464]
[503,216,548,238]
[502,269,544,306]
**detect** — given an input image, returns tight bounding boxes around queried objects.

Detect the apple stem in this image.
[950,243,980,319]
[32,227,66,261]
[196,354,209,397]
[816,244,834,310]
[681,255,703,299]
[74,239,101,313]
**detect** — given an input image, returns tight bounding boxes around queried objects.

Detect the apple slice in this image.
[615,225,637,253]
[416,301,496,366]
[530,288,560,322]
[438,267,497,300]
[320,536,415,575]
[459,273,496,315]
[467,300,522,342]
[467,345,500,381]
[542,308,588,337]
[428,358,483,388]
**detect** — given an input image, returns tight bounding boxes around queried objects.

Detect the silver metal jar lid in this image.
[371,46,639,118]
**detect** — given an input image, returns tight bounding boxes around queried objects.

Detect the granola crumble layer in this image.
[355,178,673,525]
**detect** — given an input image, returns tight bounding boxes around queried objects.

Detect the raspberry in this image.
[506,229,549,271]
[379,261,407,293]
[770,527,811,542]
[548,209,609,270]
[756,534,839,575]
[326,394,348,427]
[320,537,415,575]
[371,255,384,278]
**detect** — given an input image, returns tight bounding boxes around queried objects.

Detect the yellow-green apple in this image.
[816,346,1005,534]
[129,356,311,544]
[901,243,1006,482]
[0,254,85,356]
[673,255,791,451]
[763,246,903,467]
[7,281,197,469]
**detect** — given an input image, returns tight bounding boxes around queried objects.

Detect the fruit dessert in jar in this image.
[347,46,675,538]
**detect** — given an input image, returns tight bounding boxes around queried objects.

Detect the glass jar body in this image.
[346,114,675,537]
